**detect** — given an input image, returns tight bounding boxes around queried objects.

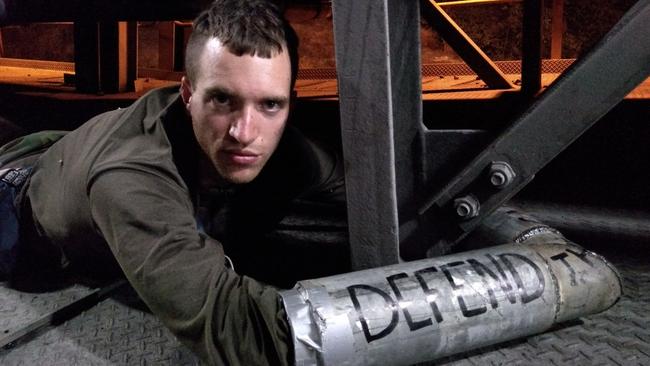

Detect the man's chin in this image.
[219,167,260,184]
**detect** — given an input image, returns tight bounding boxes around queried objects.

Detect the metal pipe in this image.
[511,201,650,244]
[280,240,621,366]
[460,205,567,249]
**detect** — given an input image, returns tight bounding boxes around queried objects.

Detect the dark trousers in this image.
[0,167,31,279]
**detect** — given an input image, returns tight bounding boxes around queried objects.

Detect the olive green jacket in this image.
[22,86,344,365]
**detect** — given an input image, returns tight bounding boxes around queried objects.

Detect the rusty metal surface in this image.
[0,57,576,80]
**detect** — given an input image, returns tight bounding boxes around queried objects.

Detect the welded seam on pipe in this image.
[532,247,563,322]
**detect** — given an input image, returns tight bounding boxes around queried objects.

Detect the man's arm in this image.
[88,167,292,366]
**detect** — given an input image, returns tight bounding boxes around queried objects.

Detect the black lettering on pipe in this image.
[485,254,518,305]
[441,261,487,317]
[387,273,433,331]
[550,252,578,286]
[566,247,594,267]
[498,253,545,304]
[468,258,515,309]
[347,284,399,343]
[414,266,444,323]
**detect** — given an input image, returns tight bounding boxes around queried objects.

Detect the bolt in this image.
[489,161,516,189]
[454,195,480,219]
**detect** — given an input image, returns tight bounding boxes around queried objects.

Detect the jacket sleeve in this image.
[88,167,293,366]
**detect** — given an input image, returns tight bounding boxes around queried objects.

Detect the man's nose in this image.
[228,106,257,145]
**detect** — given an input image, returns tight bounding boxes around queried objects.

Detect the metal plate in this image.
[0,284,199,365]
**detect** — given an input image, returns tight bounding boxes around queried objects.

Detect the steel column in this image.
[419,0,650,251]
[521,0,543,95]
[332,0,423,269]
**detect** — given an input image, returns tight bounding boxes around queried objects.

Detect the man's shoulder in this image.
[120,84,182,123]
[138,84,182,109]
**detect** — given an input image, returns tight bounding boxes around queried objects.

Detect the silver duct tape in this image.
[280,242,621,366]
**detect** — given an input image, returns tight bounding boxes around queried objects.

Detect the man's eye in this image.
[262,100,281,111]
[212,94,230,105]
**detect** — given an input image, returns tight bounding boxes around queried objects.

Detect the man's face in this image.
[181,38,292,184]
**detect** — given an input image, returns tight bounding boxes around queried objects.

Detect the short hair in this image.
[185,0,299,88]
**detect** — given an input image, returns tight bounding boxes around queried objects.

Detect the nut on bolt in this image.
[454,195,480,219]
[489,161,516,189]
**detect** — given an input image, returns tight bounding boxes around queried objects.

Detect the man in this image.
[0,0,344,364]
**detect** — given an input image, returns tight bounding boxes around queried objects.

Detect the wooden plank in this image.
[158,22,175,70]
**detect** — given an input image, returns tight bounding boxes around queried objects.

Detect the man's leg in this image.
[0,168,28,280]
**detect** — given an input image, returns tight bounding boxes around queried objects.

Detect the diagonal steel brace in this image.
[420,0,514,89]
[418,0,650,251]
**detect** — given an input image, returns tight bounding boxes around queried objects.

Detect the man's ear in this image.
[180,76,193,108]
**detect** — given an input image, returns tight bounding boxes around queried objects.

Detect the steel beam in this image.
[332,0,423,269]
[420,0,514,89]
[418,0,650,251]
[438,0,522,7]
[0,0,208,23]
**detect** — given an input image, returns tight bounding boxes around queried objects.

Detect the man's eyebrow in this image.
[204,86,235,98]
[203,86,289,104]
[263,95,290,104]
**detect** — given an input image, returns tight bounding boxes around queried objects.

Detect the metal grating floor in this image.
[1,242,649,366]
